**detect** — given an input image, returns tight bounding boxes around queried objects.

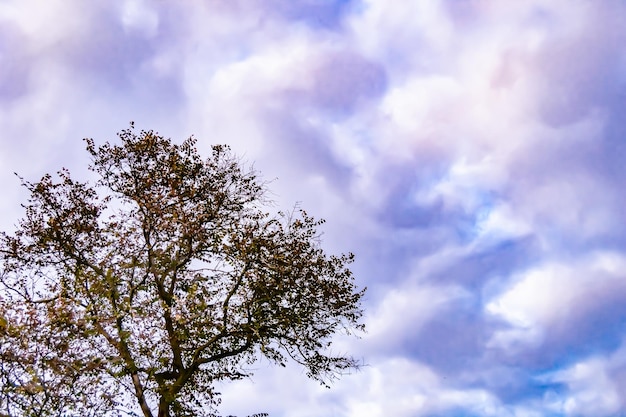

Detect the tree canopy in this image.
[0,125,365,417]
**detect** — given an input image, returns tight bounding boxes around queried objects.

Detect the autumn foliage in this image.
[0,125,364,417]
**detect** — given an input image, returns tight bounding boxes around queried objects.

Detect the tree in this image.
[0,125,365,417]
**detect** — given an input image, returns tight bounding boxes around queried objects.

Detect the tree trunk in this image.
[158,396,171,417]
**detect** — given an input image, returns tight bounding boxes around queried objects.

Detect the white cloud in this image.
[0,0,88,46]
[486,252,626,351]
[366,283,469,347]
[347,0,454,72]
[121,0,159,37]
[542,345,626,416]
[340,357,506,417]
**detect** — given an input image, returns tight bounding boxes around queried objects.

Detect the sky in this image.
[1,1,626,416]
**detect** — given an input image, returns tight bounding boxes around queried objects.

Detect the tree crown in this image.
[0,125,365,417]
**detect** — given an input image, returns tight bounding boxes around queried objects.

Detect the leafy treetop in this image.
[0,125,365,417]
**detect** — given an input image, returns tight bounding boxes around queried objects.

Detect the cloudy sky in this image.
[2,1,626,416]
